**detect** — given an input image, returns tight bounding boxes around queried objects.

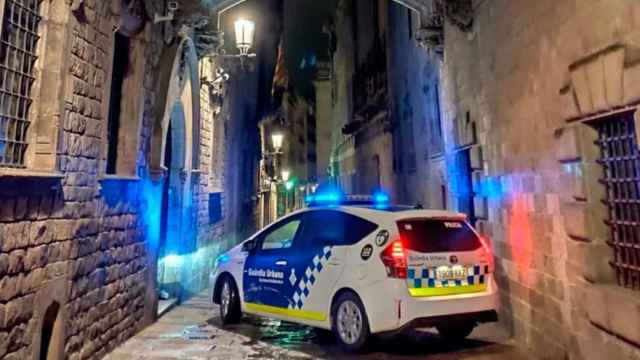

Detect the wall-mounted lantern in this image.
[271,131,284,153]
[234,19,256,57]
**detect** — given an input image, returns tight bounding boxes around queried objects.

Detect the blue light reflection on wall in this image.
[475,176,503,199]
[140,178,163,253]
[163,254,183,267]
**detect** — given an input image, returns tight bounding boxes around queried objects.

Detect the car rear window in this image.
[397,219,480,253]
[301,210,378,246]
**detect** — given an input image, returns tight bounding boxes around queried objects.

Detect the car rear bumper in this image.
[362,275,499,334]
[378,310,498,338]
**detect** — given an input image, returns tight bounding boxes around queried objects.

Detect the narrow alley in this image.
[105,293,529,360]
[1,0,640,359]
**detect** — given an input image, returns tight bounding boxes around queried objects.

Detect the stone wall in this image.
[0,2,148,358]
[0,1,231,359]
[440,0,640,358]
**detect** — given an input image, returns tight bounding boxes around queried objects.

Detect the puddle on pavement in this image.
[183,324,218,340]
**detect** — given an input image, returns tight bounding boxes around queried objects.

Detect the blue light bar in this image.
[305,191,391,207]
[305,191,343,205]
[373,192,390,203]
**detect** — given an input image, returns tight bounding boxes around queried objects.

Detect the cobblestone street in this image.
[105,293,531,360]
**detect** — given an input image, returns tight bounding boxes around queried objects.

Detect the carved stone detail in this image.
[412,0,473,55]
[118,0,147,36]
[444,0,474,32]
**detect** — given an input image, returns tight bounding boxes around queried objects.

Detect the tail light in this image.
[380,239,407,278]
[479,236,495,273]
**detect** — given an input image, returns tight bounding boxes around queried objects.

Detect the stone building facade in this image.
[326,0,640,359]
[0,0,275,359]
[329,0,445,206]
[439,1,640,358]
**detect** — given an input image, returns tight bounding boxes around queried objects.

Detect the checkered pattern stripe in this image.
[289,246,333,310]
[407,265,489,289]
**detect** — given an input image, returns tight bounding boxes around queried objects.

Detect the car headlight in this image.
[214,253,230,270]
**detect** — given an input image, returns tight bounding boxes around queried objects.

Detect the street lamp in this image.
[271,131,284,153]
[281,170,291,182]
[234,19,256,57]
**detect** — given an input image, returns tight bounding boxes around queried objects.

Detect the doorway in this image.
[157,104,189,315]
[453,149,476,224]
[39,302,63,360]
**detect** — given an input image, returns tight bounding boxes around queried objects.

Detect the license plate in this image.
[435,265,467,281]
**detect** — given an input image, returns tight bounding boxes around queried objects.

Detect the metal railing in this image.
[595,111,640,291]
[0,0,42,167]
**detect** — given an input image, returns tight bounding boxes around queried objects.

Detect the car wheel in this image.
[219,277,241,325]
[436,323,475,341]
[331,292,370,352]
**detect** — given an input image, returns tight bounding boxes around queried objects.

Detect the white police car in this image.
[209,193,498,352]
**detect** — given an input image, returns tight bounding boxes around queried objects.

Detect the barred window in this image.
[0,0,43,168]
[594,111,640,291]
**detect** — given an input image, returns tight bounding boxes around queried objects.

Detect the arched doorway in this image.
[38,302,63,360]
[157,103,191,309]
[147,36,201,318]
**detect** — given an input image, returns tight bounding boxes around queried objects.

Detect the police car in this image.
[209,193,498,352]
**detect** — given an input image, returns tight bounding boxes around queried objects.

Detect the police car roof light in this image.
[373,192,390,204]
[306,191,391,207]
[305,191,343,205]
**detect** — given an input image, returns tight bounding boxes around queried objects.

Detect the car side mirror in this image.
[242,239,257,253]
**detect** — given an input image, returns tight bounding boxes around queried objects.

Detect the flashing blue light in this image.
[305,191,343,205]
[373,192,390,203]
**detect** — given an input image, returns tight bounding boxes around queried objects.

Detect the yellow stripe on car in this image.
[408,284,487,297]
[245,303,327,321]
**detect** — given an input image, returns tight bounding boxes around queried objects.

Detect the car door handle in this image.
[275,260,288,267]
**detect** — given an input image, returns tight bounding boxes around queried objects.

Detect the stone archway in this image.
[150,36,201,178]
[146,34,201,317]
[38,302,63,360]
[31,278,67,360]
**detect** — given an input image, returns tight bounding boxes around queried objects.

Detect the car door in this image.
[243,214,304,312]
[290,210,378,320]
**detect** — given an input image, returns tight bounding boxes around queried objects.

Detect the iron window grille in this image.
[0,0,42,168]
[595,111,640,291]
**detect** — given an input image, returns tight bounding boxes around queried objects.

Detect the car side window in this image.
[261,218,302,251]
[301,210,378,246]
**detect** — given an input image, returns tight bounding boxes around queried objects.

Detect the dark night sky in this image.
[218,0,337,102]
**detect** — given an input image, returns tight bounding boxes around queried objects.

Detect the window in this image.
[209,192,222,224]
[594,111,640,291]
[407,9,413,39]
[453,149,476,224]
[103,30,144,177]
[0,0,43,167]
[106,32,129,175]
[261,218,302,250]
[397,219,481,253]
[428,83,444,156]
[300,210,378,246]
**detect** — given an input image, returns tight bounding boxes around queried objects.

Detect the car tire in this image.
[331,292,370,352]
[219,276,241,325]
[436,323,475,341]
